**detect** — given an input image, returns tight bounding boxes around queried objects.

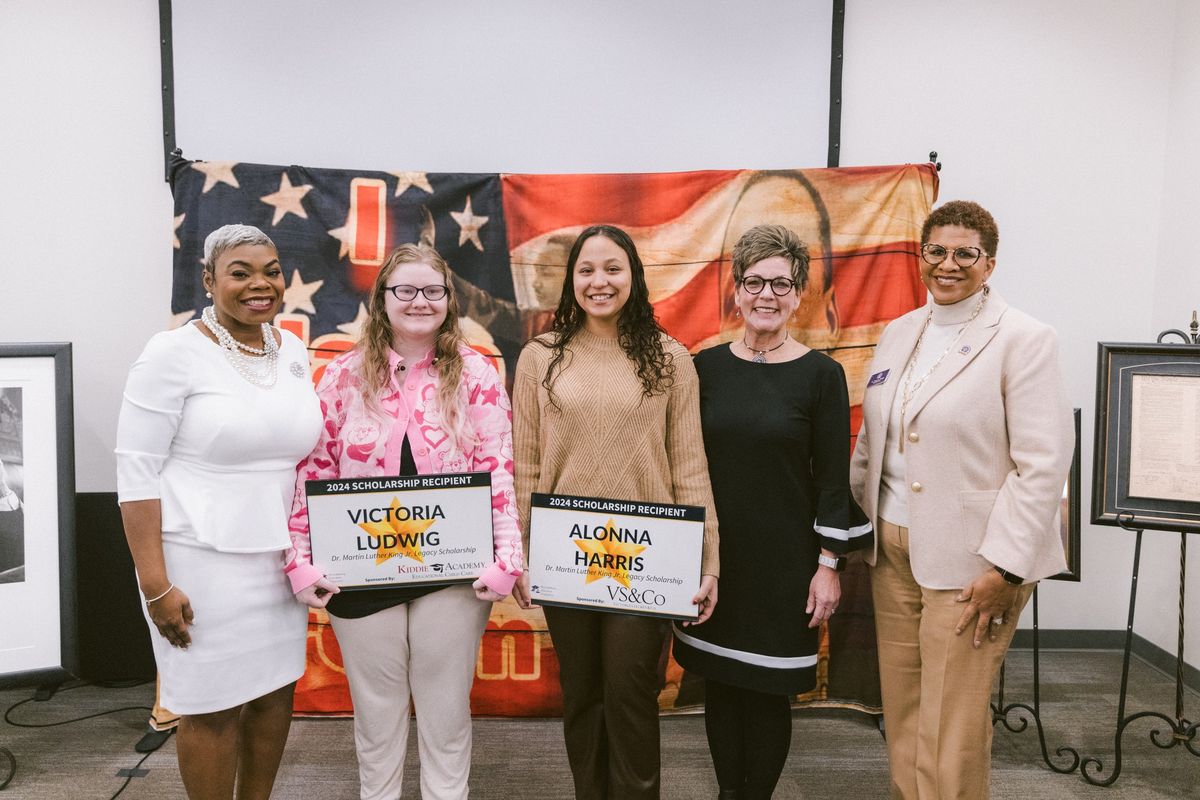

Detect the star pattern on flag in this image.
[337,303,370,338]
[355,496,438,565]
[327,222,351,259]
[574,519,647,588]
[451,196,489,252]
[173,213,186,249]
[260,173,313,225]
[191,161,240,193]
[170,310,196,329]
[282,270,323,315]
[389,171,433,196]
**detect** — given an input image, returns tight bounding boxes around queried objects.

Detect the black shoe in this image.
[134,726,174,753]
[718,790,741,800]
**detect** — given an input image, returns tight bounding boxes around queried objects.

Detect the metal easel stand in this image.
[1078,517,1198,786]
[991,586,1082,773]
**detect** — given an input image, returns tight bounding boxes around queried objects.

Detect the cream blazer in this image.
[849,290,1072,589]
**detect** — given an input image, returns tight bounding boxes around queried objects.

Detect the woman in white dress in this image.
[116,224,322,799]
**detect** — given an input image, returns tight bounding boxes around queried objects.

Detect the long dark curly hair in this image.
[538,225,675,405]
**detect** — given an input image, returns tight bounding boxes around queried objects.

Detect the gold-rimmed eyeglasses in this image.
[920,244,986,268]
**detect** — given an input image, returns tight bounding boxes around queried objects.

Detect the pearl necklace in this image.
[201,305,279,388]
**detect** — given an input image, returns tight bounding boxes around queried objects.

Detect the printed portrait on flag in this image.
[170,158,937,715]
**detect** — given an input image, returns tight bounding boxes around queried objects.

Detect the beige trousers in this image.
[872,519,1033,800]
[329,584,491,800]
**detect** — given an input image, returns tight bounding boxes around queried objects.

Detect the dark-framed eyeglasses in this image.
[920,243,986,268]
[386,284,448,302]
[738,275,797,296]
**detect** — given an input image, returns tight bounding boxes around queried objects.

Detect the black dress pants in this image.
[543,606,669,800]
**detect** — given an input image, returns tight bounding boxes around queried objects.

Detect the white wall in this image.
[0,0,173,492]
[1,0,1196,660]
[841,0,1195,662]
[1143,0,1200,666]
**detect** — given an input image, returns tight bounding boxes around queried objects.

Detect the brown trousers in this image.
[543,606,669,800]
[872,519,1033,800]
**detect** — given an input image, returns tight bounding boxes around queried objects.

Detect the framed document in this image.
[1093,342,1200,533]
[0,343,77,686]
[306,472,494,588]
[527,493,704,620]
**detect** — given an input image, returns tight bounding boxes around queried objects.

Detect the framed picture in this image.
[0,343,77,684]
[1049,408,1082,581]
[1092,342,1200,534]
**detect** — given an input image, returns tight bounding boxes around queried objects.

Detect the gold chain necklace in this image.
[898,287,988,450]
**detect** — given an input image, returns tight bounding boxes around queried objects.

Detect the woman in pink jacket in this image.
[285,243,523,800]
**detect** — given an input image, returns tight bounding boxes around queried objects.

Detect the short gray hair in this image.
[731,223,810,290]
[203,224,275,274]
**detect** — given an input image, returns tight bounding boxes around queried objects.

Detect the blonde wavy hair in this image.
[357,243,469,453]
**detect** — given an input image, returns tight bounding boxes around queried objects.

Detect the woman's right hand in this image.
[147,585,193,649]
[512,572,534,609]
[296,577,341,609]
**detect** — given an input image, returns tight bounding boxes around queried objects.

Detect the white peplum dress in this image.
[116,323,322,714]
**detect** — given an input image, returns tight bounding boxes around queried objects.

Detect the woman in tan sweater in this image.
[512,224,719,800]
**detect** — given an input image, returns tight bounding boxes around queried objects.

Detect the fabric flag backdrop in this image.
[171,159,938,716]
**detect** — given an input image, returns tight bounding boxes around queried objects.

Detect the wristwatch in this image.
[994,566,1024,585]
[817,554,847,572]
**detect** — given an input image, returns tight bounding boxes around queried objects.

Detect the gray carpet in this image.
[0,650,1195,798]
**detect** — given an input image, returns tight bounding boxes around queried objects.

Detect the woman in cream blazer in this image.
[850,200,1073,799]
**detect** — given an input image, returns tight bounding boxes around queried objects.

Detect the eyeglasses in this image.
[738,275,797,296]
[920,244,986,268]
[386,284,448,302]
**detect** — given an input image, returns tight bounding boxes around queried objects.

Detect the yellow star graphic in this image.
[191,161,240,193]
[573,518,647,588]
[260,172,313,225]
[389,171,433,196]
[450,195,489,252]
[356,497,438,565]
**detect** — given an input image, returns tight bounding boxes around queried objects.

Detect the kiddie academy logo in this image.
[349,497,444,565]
[570,518,650,588]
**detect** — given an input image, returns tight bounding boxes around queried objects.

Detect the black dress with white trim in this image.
[672,345,872,695]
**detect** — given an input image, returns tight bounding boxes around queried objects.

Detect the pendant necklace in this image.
[743,331,789,363]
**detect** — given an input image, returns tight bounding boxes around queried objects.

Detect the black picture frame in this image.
[0,342,77,685]
[1092,342,1200,534]
[1049,408,1082,582]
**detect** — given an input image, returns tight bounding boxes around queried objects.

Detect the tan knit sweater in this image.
[513,328,719,576]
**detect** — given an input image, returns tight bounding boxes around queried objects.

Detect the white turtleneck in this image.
[878,290,985,527]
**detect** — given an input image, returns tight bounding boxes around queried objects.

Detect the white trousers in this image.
[329,584,491,800]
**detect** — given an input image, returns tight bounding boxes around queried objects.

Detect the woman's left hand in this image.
[684,575,718,626]
[807,566,841,628]
[472,578,505,603]
[955,569,1019,648]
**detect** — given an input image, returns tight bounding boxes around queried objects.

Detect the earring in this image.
[205,291,212,299]
[735,308,741,318]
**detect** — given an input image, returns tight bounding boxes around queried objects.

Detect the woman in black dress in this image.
[672,224,872,800]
